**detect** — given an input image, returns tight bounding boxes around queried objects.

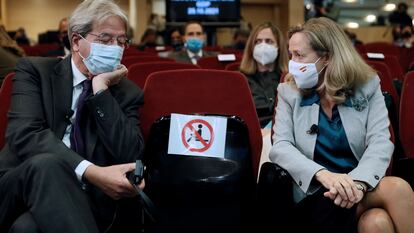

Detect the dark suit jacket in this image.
[0,55,144,223]
[168,49,217,64]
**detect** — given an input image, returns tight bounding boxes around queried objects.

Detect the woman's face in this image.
[254,28,277,48]
[289,32,326,71]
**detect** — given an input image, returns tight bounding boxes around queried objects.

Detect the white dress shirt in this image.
[186,50,203,65]
[62,59,93,182]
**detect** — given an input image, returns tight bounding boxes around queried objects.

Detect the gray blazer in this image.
[269,76,393,203]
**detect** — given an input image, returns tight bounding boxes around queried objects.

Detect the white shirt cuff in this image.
[75,160,93,182]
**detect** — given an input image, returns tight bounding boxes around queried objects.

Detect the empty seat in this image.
[140,69,262,231]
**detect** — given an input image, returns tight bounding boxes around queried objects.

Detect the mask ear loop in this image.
[77,34,90,60]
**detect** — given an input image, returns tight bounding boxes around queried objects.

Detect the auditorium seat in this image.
[197,55,242,70]
[363,54,404,82]
[396,71,414,188]
[364,42,401,58]
[140,69,262,231]
[399,72,414,158]
[366,60,400,110]
[121,56,175,68]
[141,69,262,174]
[128,62,200,89]
[225,61,241,71]
[0,73,14,148]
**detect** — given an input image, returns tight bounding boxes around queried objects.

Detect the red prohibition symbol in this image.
[181,119,214,152]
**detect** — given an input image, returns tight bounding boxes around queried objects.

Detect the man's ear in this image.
[322,54,330,65]
[72,34,80,52]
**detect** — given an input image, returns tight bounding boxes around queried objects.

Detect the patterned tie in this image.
[70,80,92,157]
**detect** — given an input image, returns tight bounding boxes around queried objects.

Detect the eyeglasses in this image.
[88,33,129,47]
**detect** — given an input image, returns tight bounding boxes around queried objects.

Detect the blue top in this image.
[301,92,358,174]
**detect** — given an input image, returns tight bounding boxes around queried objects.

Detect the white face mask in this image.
[288,57,326,89]
[253,43,278,65]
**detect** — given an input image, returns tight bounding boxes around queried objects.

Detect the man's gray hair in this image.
[68,0,128,44]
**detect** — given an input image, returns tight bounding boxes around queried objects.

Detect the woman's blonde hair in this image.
[286,17,376,104]
[240,22,288,74]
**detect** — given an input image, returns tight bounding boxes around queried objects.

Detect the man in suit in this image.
[0,1,145,232]
[168,21,217,65]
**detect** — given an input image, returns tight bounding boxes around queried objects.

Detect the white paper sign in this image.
[366,52,385,59]
[217,54,236,61]
[168,114,227,158]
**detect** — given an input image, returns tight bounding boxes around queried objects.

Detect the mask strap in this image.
[318,63,328,74]
[77,34,89,60]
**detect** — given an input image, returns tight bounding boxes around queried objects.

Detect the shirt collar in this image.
[71,58,88,87]
[186,49,203,58]
[300,91,320,107]
[300,90,353,107]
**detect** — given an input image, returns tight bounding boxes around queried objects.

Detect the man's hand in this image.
[315,169,360,208]
[91,65,128,94]
[83,162,143,200]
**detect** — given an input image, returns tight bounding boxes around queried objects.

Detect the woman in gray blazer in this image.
[270,17,414,233]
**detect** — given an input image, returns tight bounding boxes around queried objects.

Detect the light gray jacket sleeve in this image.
[348,77,393,189]
[269,83,325,193]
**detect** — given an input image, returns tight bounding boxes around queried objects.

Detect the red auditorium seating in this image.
[366,60,400,109]
[121,56,175,68]
[225,61,241,71]
[399,71,414,158]
[363,42,401,58]
[128,61,200,89]
[363,54,404,82]
[140,69,262,177]
[0,73,14,148]
[197,55,242,70]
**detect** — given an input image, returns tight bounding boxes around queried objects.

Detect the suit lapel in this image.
[51,56,73,140]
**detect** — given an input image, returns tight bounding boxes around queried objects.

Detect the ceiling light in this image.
[346,22,359,28]
[383,3,396,11]
[365,15,377,23]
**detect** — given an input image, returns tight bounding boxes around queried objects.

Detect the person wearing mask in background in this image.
[0,0,145,232]
[45,18,71,57]
[393,25,414,48]
[169,27,184,51]
[158,27,184,58]
[271,17,414,233]
[0,25,25,86]
[239,22,288,128]
[168,21,216,65]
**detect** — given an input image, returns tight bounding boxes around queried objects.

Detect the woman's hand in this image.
[315,169,361,208]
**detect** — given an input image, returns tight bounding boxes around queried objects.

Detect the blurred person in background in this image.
[0,25,25,85]
[239,22,289,128]
[168,21,217,65]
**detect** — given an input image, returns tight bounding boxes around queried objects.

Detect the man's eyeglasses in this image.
[88,33,129,47]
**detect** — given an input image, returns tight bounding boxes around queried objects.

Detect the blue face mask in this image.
[185,37,204,53]
[79,37,124,75]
